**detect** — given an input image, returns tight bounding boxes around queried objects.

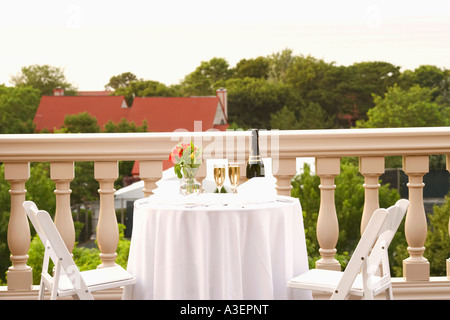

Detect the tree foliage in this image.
[224,77,297,129]
[55,111,101,133]
[0,85,41,133]
[105,72,138,90]
[180,57,233,96]
[104,118,148,133]
[233,57,270,80]
[356,85,449,128]
[10,64,77,96]
[112,79,181,106]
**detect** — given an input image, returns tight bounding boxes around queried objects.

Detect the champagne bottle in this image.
[246,129,265,179]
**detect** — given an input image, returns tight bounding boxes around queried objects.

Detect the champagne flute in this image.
[228,162,240,193]
[213,164,226,193]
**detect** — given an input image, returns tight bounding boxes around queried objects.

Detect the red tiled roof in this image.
[128,96,223,132]
[34,95,228,133]
[33,96,129,132]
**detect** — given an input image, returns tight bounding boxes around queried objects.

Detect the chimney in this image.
[216,88,227,118]
[53,88,64,96]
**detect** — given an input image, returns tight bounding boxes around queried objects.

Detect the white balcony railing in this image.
[1,127,450,299]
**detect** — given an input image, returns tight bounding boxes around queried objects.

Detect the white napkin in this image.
[236,177,276,204]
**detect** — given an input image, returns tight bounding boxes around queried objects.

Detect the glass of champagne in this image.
[228,162,240,193]
[213,164,226,193]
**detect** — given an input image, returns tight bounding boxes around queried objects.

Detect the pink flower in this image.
[169,145,183,163]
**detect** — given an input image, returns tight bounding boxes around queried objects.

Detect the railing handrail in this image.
[1,127,449,163]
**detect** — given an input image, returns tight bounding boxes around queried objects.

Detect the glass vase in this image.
[180,166,201,196]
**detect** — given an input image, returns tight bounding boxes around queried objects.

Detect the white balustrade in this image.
[0,128,449,294]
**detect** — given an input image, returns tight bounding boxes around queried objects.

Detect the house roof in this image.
[34,96,129,132]
[34,94,228,133]
[34,91,229,175]
[128,96,226,132]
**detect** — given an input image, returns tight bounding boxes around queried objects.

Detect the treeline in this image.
[1,49,449,135]
[107,49,450,130]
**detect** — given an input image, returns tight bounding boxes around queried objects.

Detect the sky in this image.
[0,0,449,91]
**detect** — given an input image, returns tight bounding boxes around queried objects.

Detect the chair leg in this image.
[38,278,46,300]
[122,285,133,300]
[385,286,394,300]
[50,261,62,300]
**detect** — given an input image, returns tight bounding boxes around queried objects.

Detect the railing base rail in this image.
[2,277,450,300]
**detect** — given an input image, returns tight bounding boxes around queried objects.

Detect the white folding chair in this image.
[288,199,409,300]
[23,201,136,300]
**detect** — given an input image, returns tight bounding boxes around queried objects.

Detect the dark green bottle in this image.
[246,129,265,179]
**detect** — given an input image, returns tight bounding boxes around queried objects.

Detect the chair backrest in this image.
[332,199,409,299]
[367,199,409,274]
[23,201,59,264]
[23,201,91,298]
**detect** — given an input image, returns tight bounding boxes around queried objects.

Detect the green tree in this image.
[103,118,148,133]
[424,195,450,276]
[271,102,335,130]
[298,102,335,129]
[233,57,269,79]
[113,80,181,106]
[267,48,294,84]
[270,105,301,129]
[181,57,232,96]
[399,65,445,91]
[356,85,449,128]
[284,55,342,125]
[224,77,297,129]
[0,85,41,133]
[285,54,334,101]
[439,72,450,107]
[55,112,101,133]
[10,64,77,96]
[339,62,400,123]
[105,72,138,90]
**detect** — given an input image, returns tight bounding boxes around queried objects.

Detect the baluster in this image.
[315,157,341,271]
[50,162,75,253]
[274,158,296,196]
[446,154,450,279]
[5,162,32,290]
[139,160,163,197]
[403,155,430,281]
[359,157,384,235]
[94,161,119,268]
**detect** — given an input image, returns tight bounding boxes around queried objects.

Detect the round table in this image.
[123,194,312,300]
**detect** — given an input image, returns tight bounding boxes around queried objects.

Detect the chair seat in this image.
[287,199,408,300]
[288,269,367,297]
[57,265,135,293]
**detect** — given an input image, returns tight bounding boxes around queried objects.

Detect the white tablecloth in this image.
[123,194,312,300]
